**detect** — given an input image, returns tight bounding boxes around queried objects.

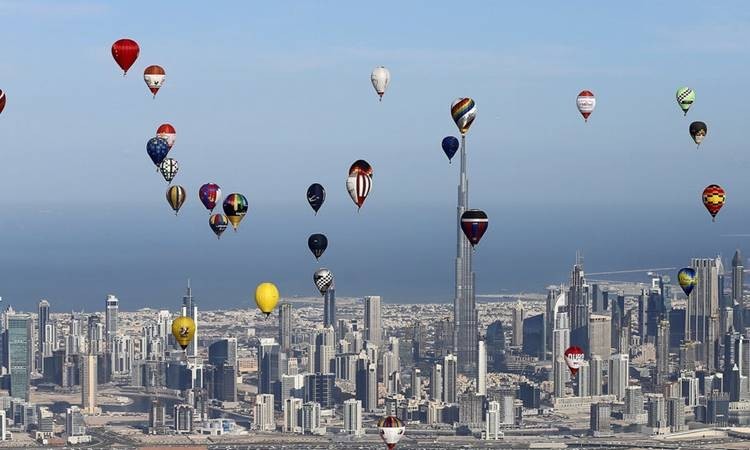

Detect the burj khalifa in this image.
[451,98,478,377]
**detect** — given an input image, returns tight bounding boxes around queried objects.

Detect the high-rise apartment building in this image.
[688,257,722,370]
[324,288,336,329]
[81,352,98,413]
[343,399,363,436]
[431,363,443,402]
[254,394,275,431]
[6,314,32,401]
[443,353,458,403]
[363,296,382,346]
[512,301,524,347]
[181,282,198,358]
[732,250,744,332]
[279,303,292,353]
[105,294,118,348]
[477,340,487,396]
[609,354,629,401]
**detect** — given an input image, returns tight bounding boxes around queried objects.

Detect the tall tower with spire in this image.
[181,280,198,358]
[732,249,744,331]
[453,133,478,376]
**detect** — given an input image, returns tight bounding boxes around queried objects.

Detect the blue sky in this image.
[1,1,750,310]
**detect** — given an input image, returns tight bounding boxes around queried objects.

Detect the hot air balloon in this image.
[441,136,459,163]
[255,282,280,317]
[308,234,328,260]
[307,183,326,214]
[689,121,707,147]
[209,213,229,239]
[111,38,139,75]
[576,90,596,122]
[223,193,248,231]
[0,89,6,115]
[347,172,372,210]
[460,209,488,247]
[676,87,695,116]
[371,66,390,101]
[171,316,195,350]
[166,185,186,215]
[349,160,374,177]
[677,268,697,297]
[451,98,477,136]
[702,184,725,222]
[156,123,176,149]
[159,158,179,183]
[313,268,334,296]
[147,137,170,168]
[144,65,166,98]
[378,416,405,450]
[564,346,585,376]
[199,183,222,213]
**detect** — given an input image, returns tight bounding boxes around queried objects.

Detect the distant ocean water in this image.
[0,202,747,311]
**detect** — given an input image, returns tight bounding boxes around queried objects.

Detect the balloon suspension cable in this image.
[713,217,716,223]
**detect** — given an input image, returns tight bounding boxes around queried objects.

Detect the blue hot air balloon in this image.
[147,137,170,168]
[441,136,459,163]
[677,268,697,297]
[307,183,326,214]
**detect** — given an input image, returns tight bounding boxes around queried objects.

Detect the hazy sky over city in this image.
[2,1,750,310]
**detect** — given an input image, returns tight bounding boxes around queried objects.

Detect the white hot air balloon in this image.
[378,416,405,449]
[371,66,390,101]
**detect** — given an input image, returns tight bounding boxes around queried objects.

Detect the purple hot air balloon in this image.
[199,183,222,213]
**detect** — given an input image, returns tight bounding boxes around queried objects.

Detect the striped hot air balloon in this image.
[378,416,405,450]
[451,98,476,136]
[576,90,596,122]
[144,65,166,97]
[209,214,229,239]
[0,89,6,115]
[166,185,186,215]
[346,172,372,210]
[702,184,725,222]
[460,209,489,247]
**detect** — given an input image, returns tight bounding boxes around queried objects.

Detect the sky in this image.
[2,1,750,311]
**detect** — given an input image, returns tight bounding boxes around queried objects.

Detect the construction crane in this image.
[586,267,677,276]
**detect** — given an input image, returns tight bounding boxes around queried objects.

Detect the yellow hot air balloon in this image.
[171,316,195,350]
[255,282,280,318]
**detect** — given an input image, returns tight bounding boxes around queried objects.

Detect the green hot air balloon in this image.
[676,87,695,116]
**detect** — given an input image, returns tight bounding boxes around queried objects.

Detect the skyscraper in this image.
[410,367,421,400]
[732,249,744,332]
[173,404,194,433]
[609,354,629,401]
[323,288,336,329]
[105,294,118,349]
[453,133,478,377]
[208,338,237,368]
[253,394,275,431]
[343,399,363,436]
[283,397,302,433]
[431,363,443,402]
[6,314,32,401]
[667,397,686,432]
[81,352,98,414]
[688,257,722,369]
[553,310,571,397]
[477,340,487,396]
[363,296,382,346]
[511,301,524,347]
[588,315,611,359]
[656,319,670,388]
[181,281,198,358]
[38,300,51,371]
[485,401,502,440]
[355,355,377,412]
[568,257,590,349]
[279,303,292,353]
[590,356,604,396]
[590,402,611,436]
[443,353,458,403]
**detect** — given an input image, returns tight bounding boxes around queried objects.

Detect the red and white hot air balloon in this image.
[144,65,166,98]
[156,123,176,149]
[346,172,372,210]
[564,346,586,376]
[576,90,596,122]
[111,38,140,75]
[0,89,6,115]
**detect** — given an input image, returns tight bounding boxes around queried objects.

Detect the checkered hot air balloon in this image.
[676,87,695,116]
[159,158,179,183]
[702,184,725,222]
[576,90,596,122]
[313,268,334,296]
[460,209,489,247]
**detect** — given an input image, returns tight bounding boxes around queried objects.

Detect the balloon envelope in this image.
[371,66,391,101]
[171,316,195,350]
[564,346,585,375]
[347,173,372,210]
[147,137,170,167]
[702,184,725,221]
[677,268,697,297]
[307,183,326,214]
[442,136,459,162]
[144,65,166,97]
[313,268,334,295]
[460,209,488,247]
[223,193,248,230]
[166,185,186,215]
[156,123,176,148]
[209,214,229,239]
[349,160,373,177]
[111,39,140,75]
[676,87,695,115]
[199,183,222,212]
[0,89,6,115]
[308,234,328,260]
[255,282,280,316]
[378,416,405,449]
[576,90,596,122]
[451,98,477,135]
[689,121,707,146]
[159,158,179,183]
